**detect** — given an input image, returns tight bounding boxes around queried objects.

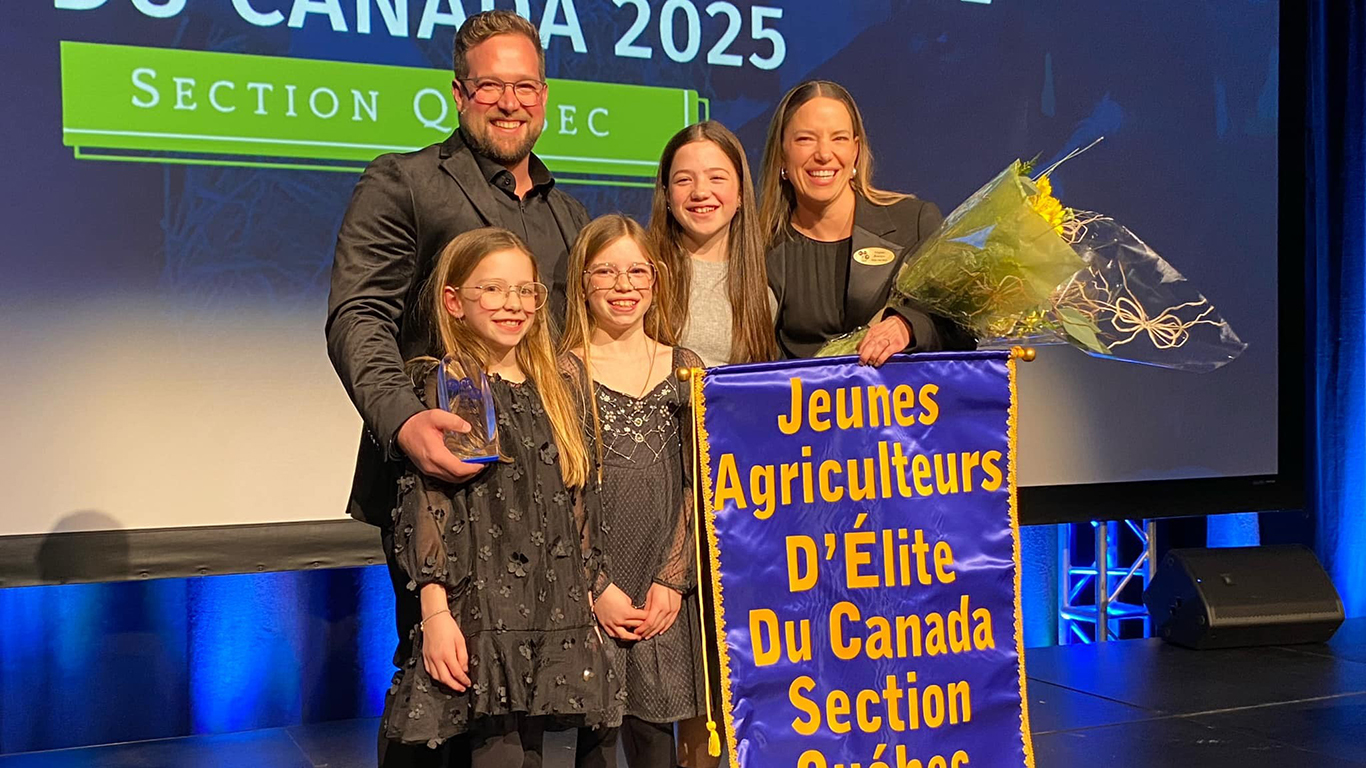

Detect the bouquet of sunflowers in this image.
[817,156,1246,372]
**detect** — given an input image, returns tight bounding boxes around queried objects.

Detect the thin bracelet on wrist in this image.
[419,608,451,631]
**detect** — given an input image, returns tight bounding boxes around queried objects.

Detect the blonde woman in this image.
[759,80,974,364]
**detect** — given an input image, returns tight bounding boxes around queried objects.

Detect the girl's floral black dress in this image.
[380,363,619,747]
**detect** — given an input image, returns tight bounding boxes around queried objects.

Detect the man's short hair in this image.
[453,10,546,81]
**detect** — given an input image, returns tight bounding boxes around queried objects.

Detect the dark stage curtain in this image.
[1307,0,1366,617]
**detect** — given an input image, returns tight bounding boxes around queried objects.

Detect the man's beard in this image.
[460,117,541,166]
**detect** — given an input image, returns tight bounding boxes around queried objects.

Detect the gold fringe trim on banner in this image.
[682,366,740,762]
[1007,357,1037,768]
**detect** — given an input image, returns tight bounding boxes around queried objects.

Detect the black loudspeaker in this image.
[1144,545,1344,650]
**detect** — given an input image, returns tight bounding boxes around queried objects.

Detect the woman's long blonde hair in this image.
[757,80,910,245]
[558,215,675,479]
[422,227,589,489]
[647,121,777,364]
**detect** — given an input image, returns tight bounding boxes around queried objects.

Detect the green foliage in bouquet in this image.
[819,162,1103,357]
[817,153,1247,373]
[895,162,1087,340]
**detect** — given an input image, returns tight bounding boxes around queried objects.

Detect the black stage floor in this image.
[5,619,1365,768]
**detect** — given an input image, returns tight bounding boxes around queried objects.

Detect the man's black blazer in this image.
[326,131,590,527]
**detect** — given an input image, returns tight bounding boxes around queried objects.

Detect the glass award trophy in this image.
[436,353,500,463]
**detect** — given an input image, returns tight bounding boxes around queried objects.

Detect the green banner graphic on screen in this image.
[60,42,706,185]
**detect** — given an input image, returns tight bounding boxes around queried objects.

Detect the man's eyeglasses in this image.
[584,263,657,290]
[456,281,549,310]
[458,77,546,107]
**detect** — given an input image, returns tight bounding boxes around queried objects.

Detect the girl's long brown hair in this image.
[757,80,911,246]
[558,214,675,479]
[648,121,777,364]
[423,227,589,489]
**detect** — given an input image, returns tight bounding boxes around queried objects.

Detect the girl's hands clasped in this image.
[637,583,682,639]
[594,583,648,641]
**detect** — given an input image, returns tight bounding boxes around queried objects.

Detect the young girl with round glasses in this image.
[381,226,620,766]
[561,215,708,767]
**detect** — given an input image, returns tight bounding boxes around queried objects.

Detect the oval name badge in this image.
[853,247,896,266]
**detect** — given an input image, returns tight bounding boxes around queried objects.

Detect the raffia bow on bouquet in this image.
[817,158,1247,373]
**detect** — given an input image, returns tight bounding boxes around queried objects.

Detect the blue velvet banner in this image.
[694,352,1032,768]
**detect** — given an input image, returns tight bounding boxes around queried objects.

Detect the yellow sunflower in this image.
[1028,174,1069,234]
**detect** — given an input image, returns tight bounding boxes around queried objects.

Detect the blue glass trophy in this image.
[436,353,500,464]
